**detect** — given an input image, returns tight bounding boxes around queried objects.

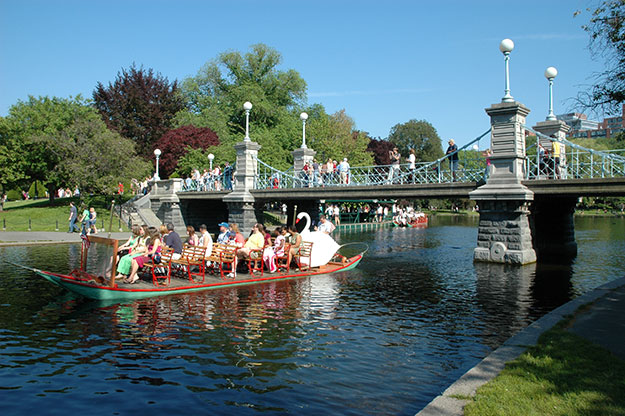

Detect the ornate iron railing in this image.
[523,126,625,180]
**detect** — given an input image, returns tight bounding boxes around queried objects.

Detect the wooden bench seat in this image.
[171,244,207,283]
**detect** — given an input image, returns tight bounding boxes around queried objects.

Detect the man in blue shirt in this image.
[217,222,230,244]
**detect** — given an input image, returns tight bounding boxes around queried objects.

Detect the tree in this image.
[58,118,151,194]
[387,119,444,162]
[0,95,99,198]
[575,1,625,114]
[306,109,374,166]
[177,44,308,166]
[93,64,184,157]
[153,125,220,178]
[367,138,395,165]
[0,95,149,198]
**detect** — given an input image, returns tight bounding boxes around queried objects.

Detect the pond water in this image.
[0,216,624,415]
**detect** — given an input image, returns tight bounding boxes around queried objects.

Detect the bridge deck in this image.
[176,177,625,200]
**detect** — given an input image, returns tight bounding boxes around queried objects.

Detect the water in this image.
[1,216,624,415]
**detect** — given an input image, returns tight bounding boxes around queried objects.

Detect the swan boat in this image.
[12,230,366,301]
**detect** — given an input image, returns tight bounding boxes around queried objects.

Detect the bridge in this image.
[127,47,625,266]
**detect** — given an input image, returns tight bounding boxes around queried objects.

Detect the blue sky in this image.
[0,0,601,148]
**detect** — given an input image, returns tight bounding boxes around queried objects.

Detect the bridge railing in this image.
[523,126,625,180]
[254,129,492,189]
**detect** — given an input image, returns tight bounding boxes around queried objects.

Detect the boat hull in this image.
[34,254,363,301]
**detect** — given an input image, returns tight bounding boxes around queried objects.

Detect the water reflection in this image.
[0,216,624,415]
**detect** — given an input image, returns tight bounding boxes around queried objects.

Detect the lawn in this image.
[464,319,625,416]
[0,197,129,232]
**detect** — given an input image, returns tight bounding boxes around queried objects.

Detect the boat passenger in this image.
[163,223,183,260]
[317,215,335,234]
[198,224,213,258]
[186,225,199,246]
[116,225,148,279]
[287,225,302,259]
[257,224,272,247]
[125,226,162,284]
[228,223,245,248]
[263,227,285,273]
[117,224,142,258]
[216,222,230,244]
[237,223,265,260]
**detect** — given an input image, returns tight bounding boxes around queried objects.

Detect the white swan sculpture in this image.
[296,212,340,267]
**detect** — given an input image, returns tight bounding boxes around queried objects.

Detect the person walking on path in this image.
[68,202,80,233]
[446,139,459,182]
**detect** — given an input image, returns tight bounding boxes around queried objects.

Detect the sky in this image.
[0,0,604,148]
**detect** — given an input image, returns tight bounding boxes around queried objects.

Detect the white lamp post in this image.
[208,153,214,170]
[499,39,515,103]
[300,112,308,149]
[153,148,161,180]
[243,101,253,141]
[544,66,558,121]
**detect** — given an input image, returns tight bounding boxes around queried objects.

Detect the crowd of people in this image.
[113,218,320,283]
[182,162,234,192]
[67,202,98,235]
[392,205,426,226]
[298,158,351,187]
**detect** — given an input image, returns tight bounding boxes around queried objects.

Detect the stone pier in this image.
[470,101,536,264]
[223,140,262,230]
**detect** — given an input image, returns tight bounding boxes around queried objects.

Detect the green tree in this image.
[0,95,98,198]
[575,1,625,114]
[308,109,373,165]
[0,95,149,198]
[177,44,308,167]
[93,64,184,157]
[387,119,444,161]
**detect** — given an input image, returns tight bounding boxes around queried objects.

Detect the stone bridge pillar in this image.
[469,101,536,264]
[149,178,186,230]
[223,140,261,230]
[292,147,316,186]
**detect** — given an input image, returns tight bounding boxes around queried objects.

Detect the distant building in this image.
[558,105,625,139]
[556,112,599,132]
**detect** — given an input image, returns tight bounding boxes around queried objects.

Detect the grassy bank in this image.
[0,197,129,232]
[464,317,625,416]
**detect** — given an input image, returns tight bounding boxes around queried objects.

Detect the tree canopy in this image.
[177,44,310,169]
[387,119,444,162]
[93,64,184,157]
[0,95,150,198]
[576,1,625,114]
[152,125,220,178]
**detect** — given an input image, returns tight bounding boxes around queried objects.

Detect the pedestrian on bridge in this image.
[446,139,459,182]
[388,147,401,184]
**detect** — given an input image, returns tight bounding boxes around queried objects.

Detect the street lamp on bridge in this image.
[499,38,515,103]
[544,66,558,121]
[208,153,214,170]
[300,112,308,149]
[243,101,253,142]
[153,148,161,181]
